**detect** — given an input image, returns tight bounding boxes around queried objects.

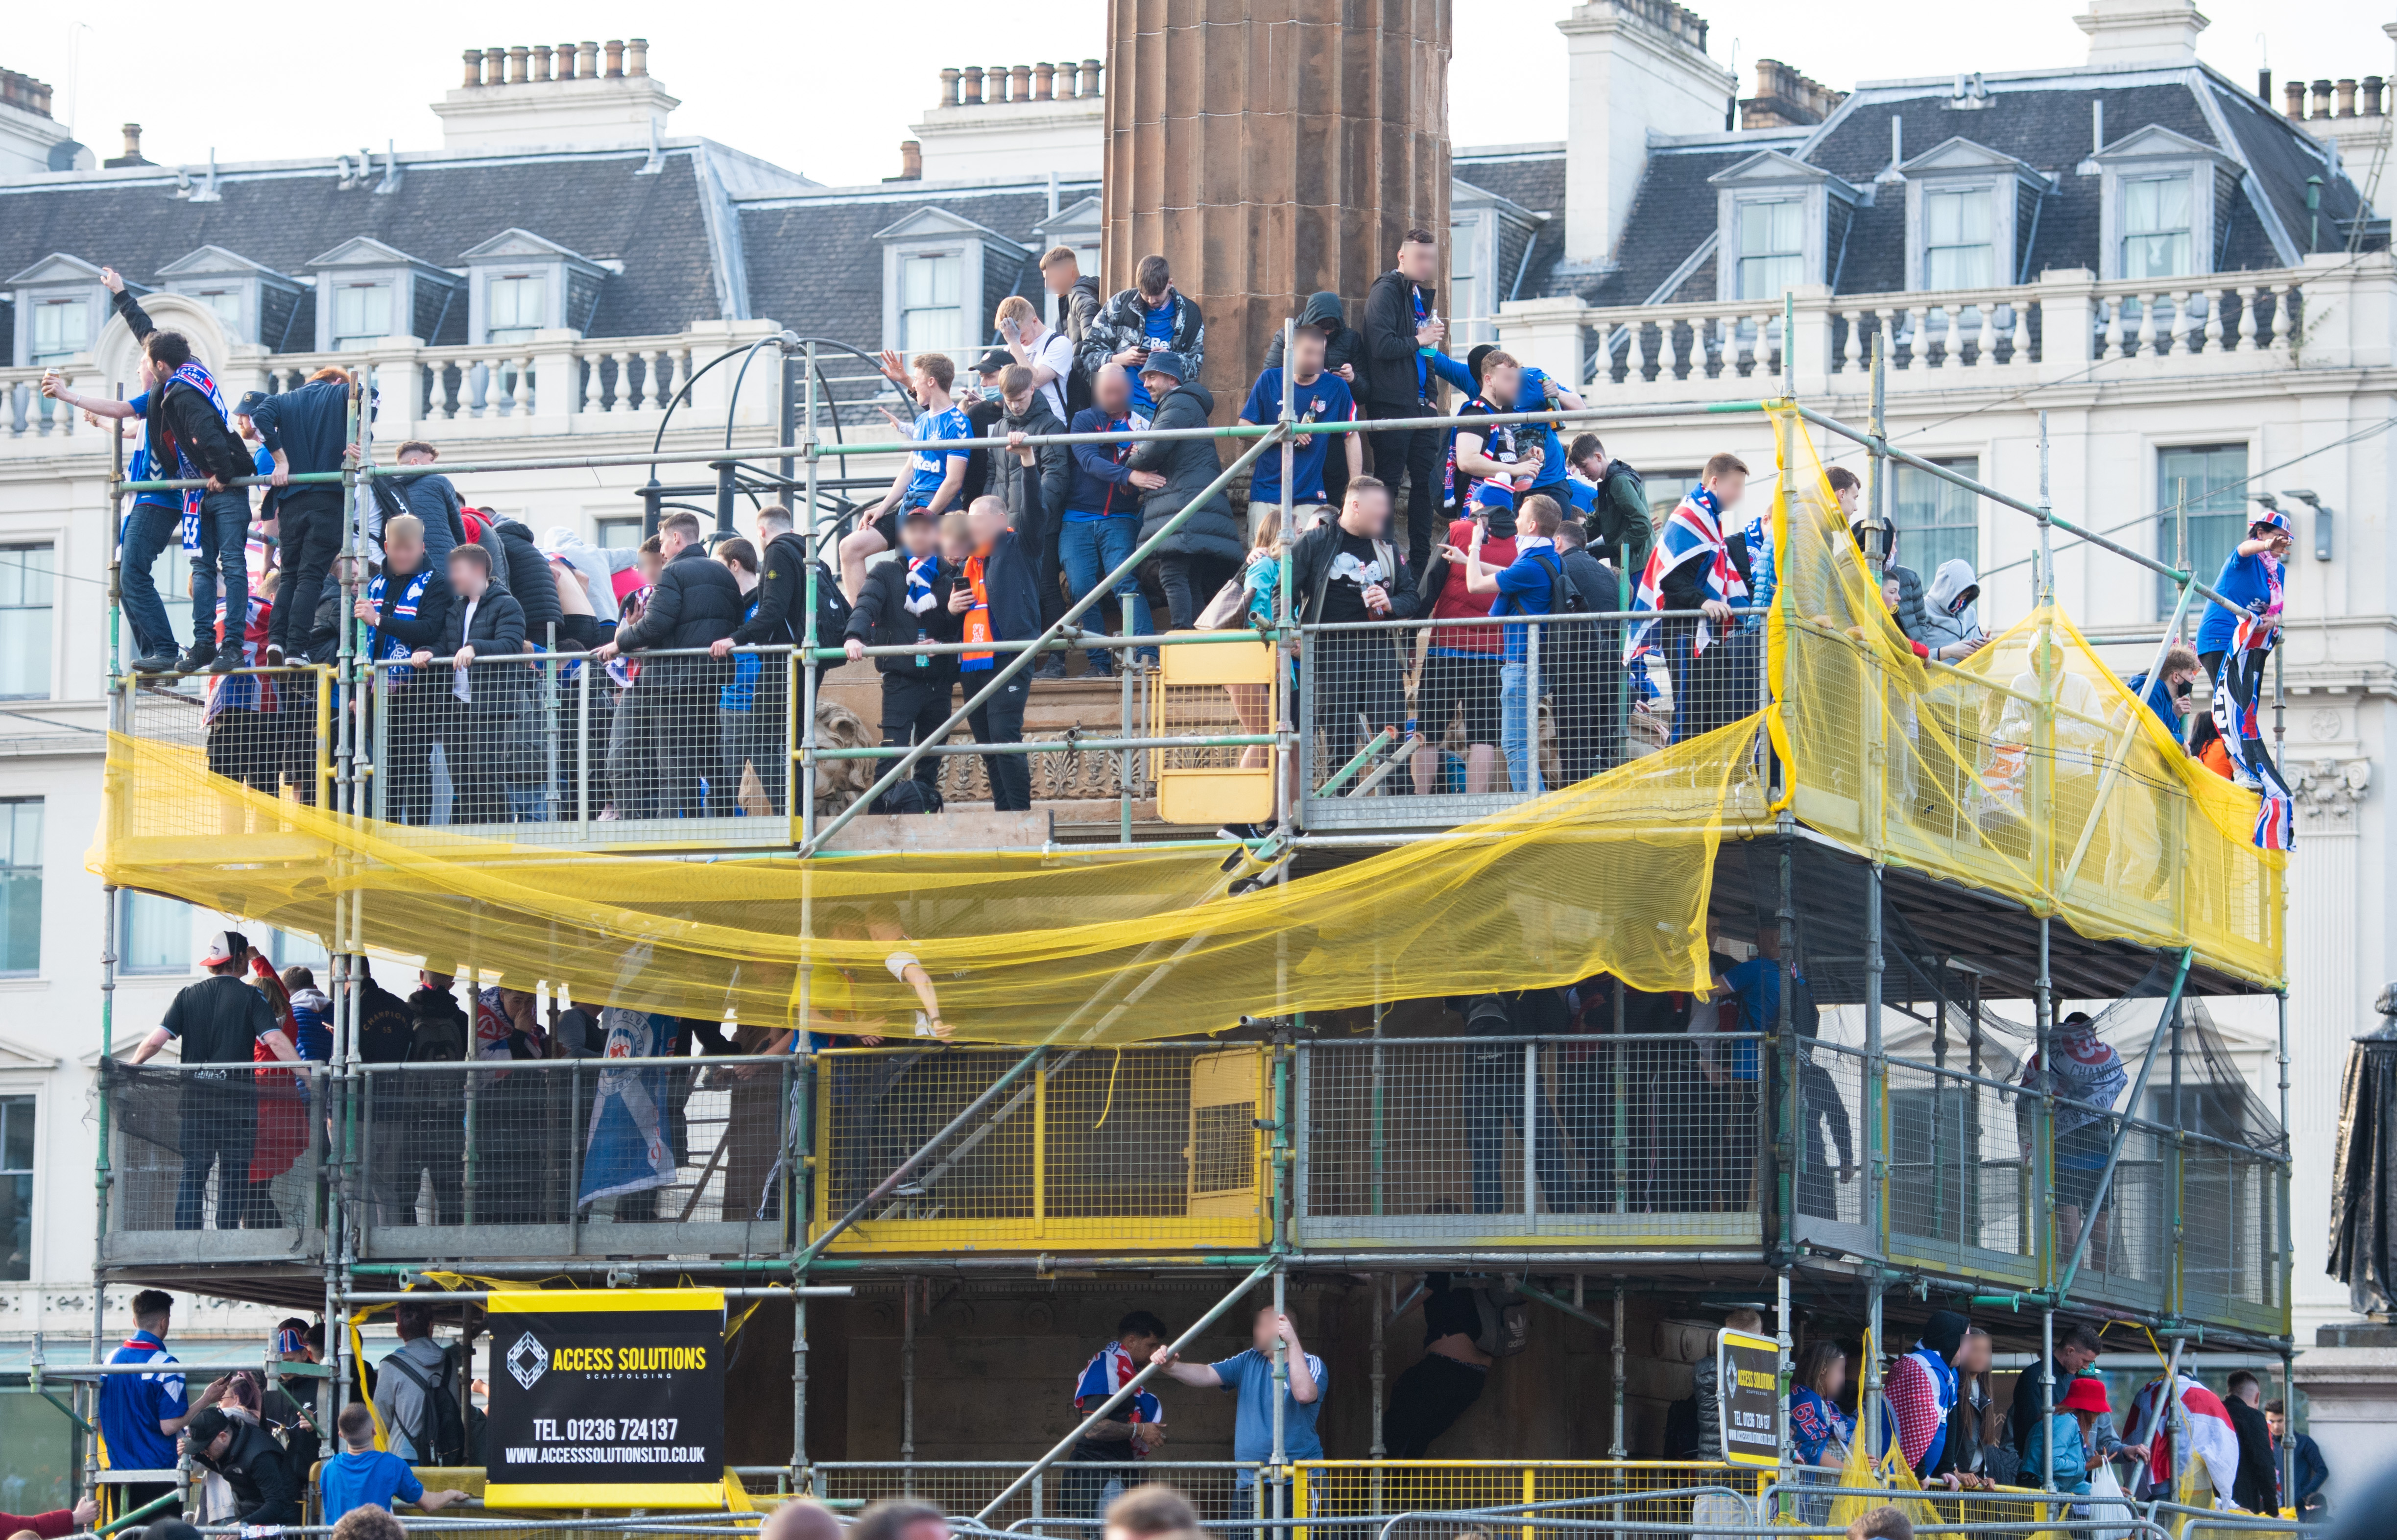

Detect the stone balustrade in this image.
[0,319,782,447]
[1496,256,2374,402]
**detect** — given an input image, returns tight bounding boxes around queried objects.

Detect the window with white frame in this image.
[0,1095,30,1282]
[2121,174,2194,281]
[1450,217,1482,347]
[0,799,38,979]
[120,891,193,974]
[30,297,91,364]
[0,545,52,701]
[899,253,964,355]
[486,272,548,345]
[1892,457,1981,578]
[194,288,243,327]
[331,281,394,350]
[596,516,642,551]
[1735,200,1806,301]
[1923,188,1996,289]
[2157,443,2249,614]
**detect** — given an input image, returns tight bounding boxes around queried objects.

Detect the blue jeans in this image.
[192,488,250,653]
[1499,658,1542,794]
[118,503,183,659]
[1060,515,1152,663]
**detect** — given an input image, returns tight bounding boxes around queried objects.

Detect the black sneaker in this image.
[206,649,242,673]
[1032,656,1068,681]
[172,643,217,674]
[130,650,178,674]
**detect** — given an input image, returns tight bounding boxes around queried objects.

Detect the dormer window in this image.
[899,252,964,353]
[29,296,91,365]
[455,230,609,347]
[1897,138,2047,292]
[873,207,1028,358]
[1923,188,1994,288]
[331,281,395,350]
[155,246,306,348]
[485,273,548,345]
[6,254,110,370]
[1734,199,1805,299]
[305,237,461,352]
[2120,173,2193,279]
[1709,152,1859,304]
[2089,125,2238,284]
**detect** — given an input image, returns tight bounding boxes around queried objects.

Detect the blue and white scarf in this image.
[2213,611,2293,849]
[905,553,942,615]
[159,360,232,533]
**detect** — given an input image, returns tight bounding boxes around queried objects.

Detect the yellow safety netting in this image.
[1763,407,2284,986]
[86,408,2283,1037]
[90,714,1760,1041]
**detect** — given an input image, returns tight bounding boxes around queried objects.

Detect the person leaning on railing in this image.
[1287,476,1417,786]
[593,510,743,818]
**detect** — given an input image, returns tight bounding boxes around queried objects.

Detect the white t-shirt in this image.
[1024,329,1076,423]
[453,596,479,702]
[885,949,934,1035]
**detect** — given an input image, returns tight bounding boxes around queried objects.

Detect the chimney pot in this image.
[2283,79,2306,118]
[962,66,984,104]
[2313,78,2335,117]
[120,123,142,158]
[627,39,648,77]
[507,46,530,85]
[2367,76,2387,116]
[940,67,961,106]
[462,48,483,88]
[532,45,551,82]
[555,41,577,79]
[578,41,600,78]
[604,39,625,78]
[483,47,506,87]
[1033,61,1055,100]
[1011,64,1032,101]
[983,65,1004,103]
[899,139,923,180]
[1082,58,1103,96]
[2337,77,2358,116]
[2257,65,2271,103]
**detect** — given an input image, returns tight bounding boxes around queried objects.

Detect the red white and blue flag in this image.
[1629,486,1746,661]
[1072,1340,1162,1454]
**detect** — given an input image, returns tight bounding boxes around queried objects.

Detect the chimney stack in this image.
[899,139,923,180]
[604,40,625,78]
[627,39,648,77]
[2369,77,2388,116]
[1080,58,1103,96]
[2337,77,2358,116]
[1033,61,1055,100]
[532,45,552,82]
[2313,78,2334,117]
[507,46,529,84]
[940,67,961,106]
[962,66,984,104]
[2284,78,2307,118]
[579,41,599,78]
[484,47,505,86]
[1011,64,1032,102]
[463,49,483,88]
[556,42,577,80]
[104,122,149,168]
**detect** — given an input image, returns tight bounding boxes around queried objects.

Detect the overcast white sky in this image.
[13,0,2393,186]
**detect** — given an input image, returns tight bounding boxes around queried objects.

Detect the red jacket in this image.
[0,1510,79,1538]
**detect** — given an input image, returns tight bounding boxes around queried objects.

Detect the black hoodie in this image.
[1262,290,1363,380]
[492,519,563,643]
[111,290,252,488]
[1128,381,1243,564]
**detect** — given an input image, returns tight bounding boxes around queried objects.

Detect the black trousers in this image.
[1366,419,1442,574]
[881,669,958,789]
[965,670,1031,811]
[381,684,438,824]
[1545,626,1625,782]
[439,687,518,825]
[1155,553,1241,630]
[636,657,730,817]
[176,1075,257,1230]
[1382,1353,1489,1457]
[270,495,344,659]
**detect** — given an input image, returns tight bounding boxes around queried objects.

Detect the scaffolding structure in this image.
[69,311,2304,1532]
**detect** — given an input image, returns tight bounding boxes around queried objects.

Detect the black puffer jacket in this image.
[615,540,743,651]
[1129,382,1243,564]
[993,395,1073,538]
[492,519,563,644]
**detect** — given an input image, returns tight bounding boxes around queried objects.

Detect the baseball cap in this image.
[1139,350,1190,385]
[200,930,249,967]
[973,349,1012,378]
[235,390,269,418]
[2249,507,2292,537]
[1471,481,1517,513]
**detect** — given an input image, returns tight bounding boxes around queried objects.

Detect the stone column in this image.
[1102,0,1453,410]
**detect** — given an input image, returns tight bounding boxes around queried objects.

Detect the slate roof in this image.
[1452,62,2377,310]
[0,145,744,343]
[738,179,1099,356]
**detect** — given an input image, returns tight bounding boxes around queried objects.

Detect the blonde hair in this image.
[938,510,972,546]
[384,513,425,546]
[995,294,1039,329]
[1037,245,1081,272]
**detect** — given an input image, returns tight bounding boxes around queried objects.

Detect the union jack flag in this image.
[1628,486,1746,662]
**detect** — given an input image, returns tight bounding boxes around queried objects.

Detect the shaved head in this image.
[761,1501,844,1540]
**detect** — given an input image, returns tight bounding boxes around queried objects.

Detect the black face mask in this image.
[2173,678,2195,698]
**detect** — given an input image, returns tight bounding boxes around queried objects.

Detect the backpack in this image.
[1469,1283,1532,1358]
[1791,974,1821,1040]
[872,779,943,816]
[407,1000,470,1063]
[386,1344,471,1466]
[1525,550,1585,615]
[813,559,854,644]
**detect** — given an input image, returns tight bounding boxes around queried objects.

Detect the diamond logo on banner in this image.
[507,1331,549,1390]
